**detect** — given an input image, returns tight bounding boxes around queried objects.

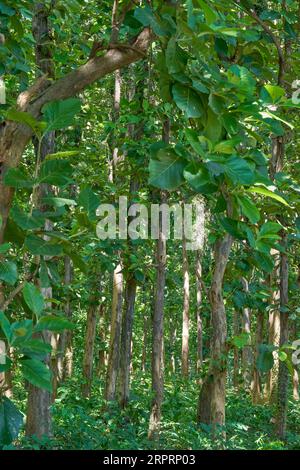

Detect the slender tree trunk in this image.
[141,313,148,372]
[241,277,252,388]
[118,275,137,407]
[291,318,299,401]
[57,256,73,382]
[148,119,169,440]
[233,310,240,389]
[276,235,289,439]
[251,311,265,404]
[105,264,123,400]
[197,229,233,433]
[26,4,55,437]
[196,251,203,373]
[181,220,190,378]
[82,288,100,398]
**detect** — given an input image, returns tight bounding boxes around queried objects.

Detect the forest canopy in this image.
[0,0,299,452]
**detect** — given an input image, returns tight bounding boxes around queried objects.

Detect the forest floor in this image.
[8,373,300,450]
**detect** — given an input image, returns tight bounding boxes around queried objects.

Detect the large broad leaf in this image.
[10,206,45,230]
[172,84,204,118]
[20,339,52,360]
[0,397,23,447]
[22,282,45,317]
[0,261,18,286]
[224,155,255,185]
[260,85,285,104]
[25,234,63,256]
[78,188,100,218]
[165,38,187,74]
[184,164,217,194]
[0,311,12,343]
[3,168,34,189]
[236,195,260,224]
[6,109,43,135]
[42,98,81,131]
[39,159,73,186]
[35,315,75,333]
[197,0,217,25]
[20,358,52,391]
[256,344,276,372]
[246,186,289,206]
[149,149,186,190]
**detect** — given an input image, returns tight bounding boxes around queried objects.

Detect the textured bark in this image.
[251,311,265,404]
[197,231,233,433]
[148,119,169,440]
[148,192,167,440]
[233,310,240,389]
[265,266,281,403]
[196,252,203,373]
[118,276,137,407]
[141,314,149,372]
[241,277,252,388]
[105,264,123,400]
[26,4,55,437]
[82,293,99,398]
[276,238,289,439]
[181,221,190,378]
[57,256,73,382]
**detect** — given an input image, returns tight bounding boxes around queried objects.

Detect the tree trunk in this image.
[276,237,289,439]
[197,231,233,433]
[57,256,73,382]
[148,192,167,440]
[233,309,240,389]
[241,277,252,388]
[148,119,169,440]
[181,220,190,378]
[196,251,203,373]
[26,4,55,437]
[82,292,99,398]
[105,264,123,400]
[251,311,265,404]
[118,275,137,407]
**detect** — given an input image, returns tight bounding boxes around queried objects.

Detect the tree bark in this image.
[197,230,233,433]
[241,277,252,388]
[276,235,289,439]
[82,292,99,398]
[181,219,190,378]
[105,264,123,400]
[251,311,265,404]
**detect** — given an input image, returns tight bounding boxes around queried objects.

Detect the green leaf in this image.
[236,195,260,224]
[246,186,289,206]
[20,358,52,392]
[256,344,275,372]
[224,156,254,185]
[260,85,285,104]
[172,84,204,118]
[6,109,42,135]
[22,282,45,317]
[10,206,45,230]
[20,339,52,359]
[39,159,73,186]
[184,164,217,194]
[25,234,63,256]
[197,0,217,25]
[42,98,81,131]
[0,397,23,447]
[3,168,34,189]
[78,188,100,218]
[149,149,186,190]
[165,38,187,74]
[35,315,75,333]
[0,2,15,16]
[0,312,12,343]
[0,261,18,286]
[0,243,11,255]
